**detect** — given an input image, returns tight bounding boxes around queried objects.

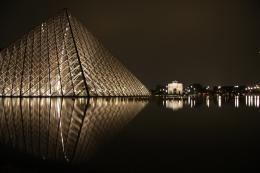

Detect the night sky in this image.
[0,0,260,89]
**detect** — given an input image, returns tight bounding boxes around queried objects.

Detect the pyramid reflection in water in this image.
[0,10,150,96]
[0,98,148,163]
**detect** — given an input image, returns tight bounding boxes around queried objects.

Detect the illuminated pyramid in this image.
[0,10,150,97]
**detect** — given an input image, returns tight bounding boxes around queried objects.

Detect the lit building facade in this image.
[0,10,150,97]
[167,81,183,95]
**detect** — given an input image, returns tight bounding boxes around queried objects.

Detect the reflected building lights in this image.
[190,98,196,108]
[187,96,196,108]
[0,98,147,163]
[165,100,183,111]
[206,96,210,107]
[218,95,222,107]
[257,96,260,108]
[235,96,239,108]
[166,95,260,109]
[249,95,253,107]
[248,95,251,106]
[244,95,260,108]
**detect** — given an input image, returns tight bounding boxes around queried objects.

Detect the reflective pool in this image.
[0,96,260,172]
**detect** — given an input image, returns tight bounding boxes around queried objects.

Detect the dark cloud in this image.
[0,0,260,88]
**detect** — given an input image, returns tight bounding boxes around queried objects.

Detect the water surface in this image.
[0,96,260,172]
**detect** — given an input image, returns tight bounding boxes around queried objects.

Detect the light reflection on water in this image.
[164,95,260,111]
[246,95,260,107]
[218,95,222,107]
[0,98,148,163]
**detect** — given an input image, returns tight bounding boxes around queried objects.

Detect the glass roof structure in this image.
[0,10,150,97]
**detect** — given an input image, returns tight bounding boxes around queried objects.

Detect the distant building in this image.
[167,81,183,95]
[245,84,259,94]
[185,83,204,94]
[213,85,246,95]
[151,85,167,96]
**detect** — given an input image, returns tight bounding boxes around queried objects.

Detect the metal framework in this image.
[0,98,148,162]
[0,10,150,97]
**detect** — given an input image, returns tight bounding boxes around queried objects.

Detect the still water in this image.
[0,96,260,172]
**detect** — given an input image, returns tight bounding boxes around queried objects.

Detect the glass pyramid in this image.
[0,10,150,97]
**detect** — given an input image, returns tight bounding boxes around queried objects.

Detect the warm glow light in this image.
[218,96,222,107]
[165,100,183,111]
[189,98,196,108]
[206,96,210,107]
[246,95,260,108]
[167,81,183,95]
[235,96,239,108]
[257,96,260,108]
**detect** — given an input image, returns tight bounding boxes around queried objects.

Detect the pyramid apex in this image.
[62,8,71,15]
[62,8,69,13]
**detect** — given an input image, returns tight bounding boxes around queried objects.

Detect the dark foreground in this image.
[0,95,260,172]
